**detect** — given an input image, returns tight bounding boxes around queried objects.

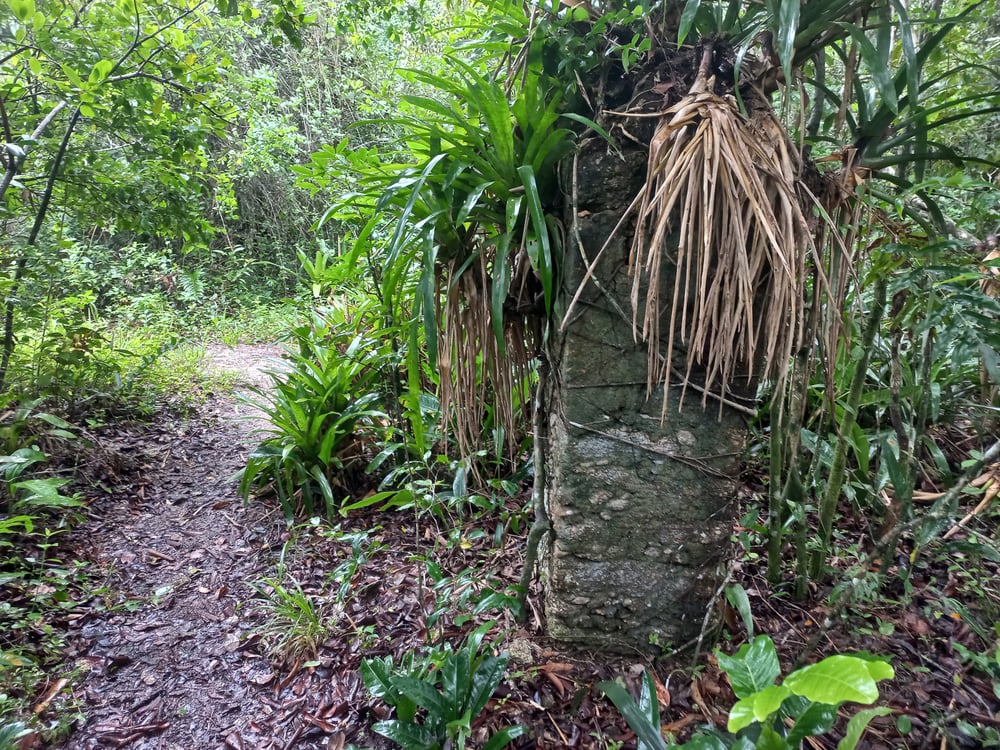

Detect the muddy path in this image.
[53,343,998,750]
[57,344,362,750]
[55,344,556,750]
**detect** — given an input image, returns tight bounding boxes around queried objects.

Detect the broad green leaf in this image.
[637,670,661,750]
[469,74,515,176]
[980,344,1000,387]
[755,725,793,750]
[727,685,790,732]
[920,434,951,480]
[770,0,800,88]
[786,701,838,744]
[889,0,919,112]
[7,0,34,22]
[490,231,512,355]
[361,657,398,702]
[381,154,447,294]
[464,620,493,664]
[560,112,615,149]
[881,437,912,509]
[684,737,731,750]
[339,489,409,515]
[751,684,791,721]
[784,655,894,705]
[836,22,898,114]
[216,0,239,17]
[27,56,41,75]
[404,324,426,456]
[440,647,464,718]
[848,422,870,476]
[727,696,757,733]
[725,584,754,639]
[677,0,701,47]
[393,674,452,718]
[0,515,34,535]
[598,680,668,750]
[862,659,894,682]
[525,126,574,177]
[418,235,438,368]
[371,719,439,750]
[837,706,893,750]
[306,464,336,518]
[716,636,781,699]
[12,478,82,508]
[446,710,473,745]
[516,164,553,315]
[481,725,528,750]
[453,179,495,227]
[89,59,113,83]
[467,654,507,717]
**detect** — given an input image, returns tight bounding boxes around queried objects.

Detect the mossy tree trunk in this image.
[540,143,752,653]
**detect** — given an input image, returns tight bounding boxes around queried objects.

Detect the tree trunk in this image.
[541,142,750,653]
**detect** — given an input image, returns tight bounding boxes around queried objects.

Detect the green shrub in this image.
[601,635,894,749]
[238,312,386,521]
[361,623,526,750]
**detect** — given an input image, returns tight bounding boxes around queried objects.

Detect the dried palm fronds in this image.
[628,61,810,417]
[437,251,535,462]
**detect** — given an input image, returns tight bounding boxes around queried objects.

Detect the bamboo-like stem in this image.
[768,284,821,584]
[809,276,887,579]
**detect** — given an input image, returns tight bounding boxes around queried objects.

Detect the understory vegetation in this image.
[1,0,999,748]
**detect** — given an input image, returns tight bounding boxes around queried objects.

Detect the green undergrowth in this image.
[5,300,298,420]
[243,497,531,749]
[0,299,299,744]
[1,405,93,745]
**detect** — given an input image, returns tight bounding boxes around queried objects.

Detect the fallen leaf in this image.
[651,671,671,710]
[662,713,698,733]
[33,677,68,715]
[302,711,337,732]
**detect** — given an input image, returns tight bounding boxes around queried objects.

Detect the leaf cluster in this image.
[601,635,894,749]
[361,622,525,750]
[238,311,386,521]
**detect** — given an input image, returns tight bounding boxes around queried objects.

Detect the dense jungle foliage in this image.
[1,0,999,747]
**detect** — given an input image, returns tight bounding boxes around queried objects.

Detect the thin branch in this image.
[0,101,67,205]
[0,106,83,392]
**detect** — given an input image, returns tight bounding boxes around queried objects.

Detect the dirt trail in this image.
[57,344,341,750]
[55,342,544,750]
[52,343,998,749]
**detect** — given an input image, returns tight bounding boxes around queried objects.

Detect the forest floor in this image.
[34,344,1000,749]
